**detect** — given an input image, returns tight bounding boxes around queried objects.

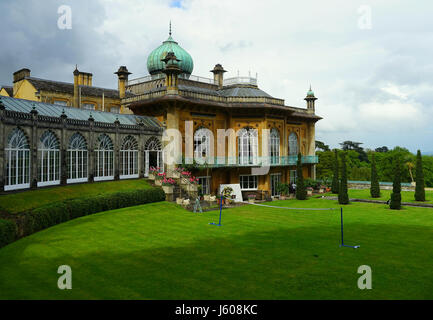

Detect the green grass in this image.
[325,188,433,203]
[0,198,433,299]
[0,179,152,214]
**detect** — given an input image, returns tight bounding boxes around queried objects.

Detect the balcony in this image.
[183,155,318,168]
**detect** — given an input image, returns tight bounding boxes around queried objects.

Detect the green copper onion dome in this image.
[147,25,194,76]
[306,85,315,97]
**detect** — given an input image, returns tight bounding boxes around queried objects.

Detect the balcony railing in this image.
[223,76,257,87]
[183,155,318,168]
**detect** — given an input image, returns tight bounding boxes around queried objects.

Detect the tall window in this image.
[144,137,163,176]
[238,127,258,165]
[194,127,212,163]
[95,134,114,181]
[5,128,30,191]
[240,175,258,191]
[270,128,280,164]
[38,131,60,187]
[198,176,211,195]
[120,135,139,179]
[270,173,281,197]
[67,133,88,184]
[290,170,297,184]
[289,132,299,156]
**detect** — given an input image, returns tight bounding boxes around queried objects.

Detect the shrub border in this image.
[0,187,165,248]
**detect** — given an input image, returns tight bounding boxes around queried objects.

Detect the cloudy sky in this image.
[1,0,432,153]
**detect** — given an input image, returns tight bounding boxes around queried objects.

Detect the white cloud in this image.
[1,0,433,152]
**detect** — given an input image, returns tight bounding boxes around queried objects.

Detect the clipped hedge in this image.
[3,187,166,241]
[0,219,16,248]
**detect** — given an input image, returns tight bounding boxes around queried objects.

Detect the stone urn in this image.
[162,185,174,194]
[148,173,155,180]
[176,198,184,205]
[307,188,313,196]
[155,179,162,186]
[203,194,211,201]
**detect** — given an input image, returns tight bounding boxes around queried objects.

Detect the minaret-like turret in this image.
[115,66,132,99]
[161,51,182,93]
[305,85,317,114]
[211,64,227,89]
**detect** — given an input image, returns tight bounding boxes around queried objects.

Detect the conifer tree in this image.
[338,152,349,204]
[415,150,425,201]
[331,149,339,194]
[390,157,402,210]
[370,153,380,198]
[296,153,307,200]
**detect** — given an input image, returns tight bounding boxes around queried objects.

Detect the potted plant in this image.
[188,176,199,192]
[204,194,211,201]
[176,197,184,205]
[148,167,158,180]
[248,194,256,204]
[277,183,289,200]
[307,187,313,196]
[180,170,192,185]
[220,186,233,205]
[155,172,166,186]
[162,177,176,194]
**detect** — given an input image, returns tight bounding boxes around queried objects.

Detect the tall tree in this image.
[296,153,307,200]
[316,140,330,152]
[331,149,339,194]
[390,157,402,210]
[338,152,349,205]
[415,150,426,201]
[370,153,380,198]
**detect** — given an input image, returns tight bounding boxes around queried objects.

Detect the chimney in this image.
[13,68,31,83]
[210,64,227,89]
[115,66,132,99]
[73,66,80,108]
[13,68,31,96]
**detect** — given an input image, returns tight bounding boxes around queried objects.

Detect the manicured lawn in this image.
[325,188,433,203]
[0,198,432,299]
[0,179,152,214]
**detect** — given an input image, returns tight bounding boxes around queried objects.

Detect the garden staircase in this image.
[148,169,198,202]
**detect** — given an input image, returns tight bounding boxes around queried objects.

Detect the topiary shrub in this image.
[338,152,349,205]
[370,153,380,198]
[0,219,16,248]
[390,157,402,210]
[296,153,307,200]
[415,150,425,202]
[331,149,339,194]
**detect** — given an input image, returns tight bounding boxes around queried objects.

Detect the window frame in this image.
[239,175,258,191]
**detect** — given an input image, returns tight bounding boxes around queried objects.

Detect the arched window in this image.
[120,135,139,179]
[67,133,88,183]
[95,134,114,181]
[269,128,280,164]
[38,131,60,187]
[238,127,258,165]
[288,132,299,156]
[194,127,212,163]
[144,137,163,176]
[5,128,30,191]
